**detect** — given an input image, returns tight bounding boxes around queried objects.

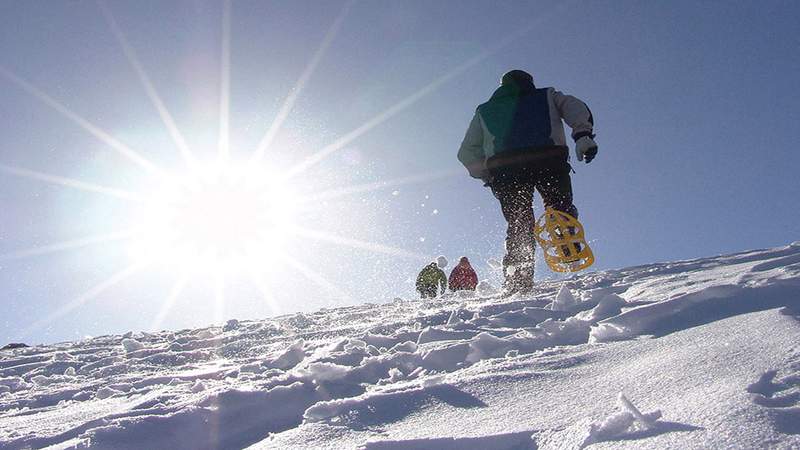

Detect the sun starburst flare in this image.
[1,0,553,341]
[129,162,299,274]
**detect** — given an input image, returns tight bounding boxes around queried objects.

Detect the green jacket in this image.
[416,263,447,294]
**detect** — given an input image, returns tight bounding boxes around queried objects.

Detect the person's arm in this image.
[438,270,448,295]
[415,271,425,291]
[552,90,594,140]
[457,112,487,179]
[552,90,598,163]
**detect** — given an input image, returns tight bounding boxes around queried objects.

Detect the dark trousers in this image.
[489,151,577,290]
[418,287,437,299]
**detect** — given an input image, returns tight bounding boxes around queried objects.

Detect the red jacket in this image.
[449,257,478,291]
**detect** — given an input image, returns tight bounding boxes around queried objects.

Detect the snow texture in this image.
[1,243,800,449]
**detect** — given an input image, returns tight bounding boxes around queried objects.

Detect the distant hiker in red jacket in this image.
[449,257,478,291]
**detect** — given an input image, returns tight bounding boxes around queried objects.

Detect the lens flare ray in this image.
[214,271,226,327]
[292,227,425,260]
[19,261,147,339]
[0,163,146,202]
[246,267,282,316]
[150,270,191,332]
[0,229,139,261]
[218,0,232,161]
[282,8,568,180]
[250,0,354,162]
[97,0,196,168]
[299,168,461,204]
[278,251,350,303]
[0,66,168,178]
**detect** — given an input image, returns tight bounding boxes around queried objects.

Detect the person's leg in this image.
[536,161,578,219]
[536,161,581,260]
[491,177,536,293]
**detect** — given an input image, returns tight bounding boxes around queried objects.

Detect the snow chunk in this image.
[193,329,217,340]
[476,281,499,297]
[386,368,404,383]
[466,332,511,363]
[223,319,240,331]
[446,306,466,327]
[0,376,31,392]
[344,338,367,352]
[550,284,578,311]
[121,338,144,353]
[389,341,417,354]
[240,362,263,374]
[31,375,53,386]
[296,362,352,382]
[589,322,629,343]
[51,351,75,361]
[95,386,122,400]
[582,393,663,447]
[587,294,627,321]
[436,255,448,269]
[268,339,306,370]
[191,380,207,393]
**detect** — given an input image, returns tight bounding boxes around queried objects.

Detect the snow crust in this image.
[1,243,799,449]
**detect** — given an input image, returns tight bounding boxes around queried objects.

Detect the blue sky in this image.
[1,0,798,344]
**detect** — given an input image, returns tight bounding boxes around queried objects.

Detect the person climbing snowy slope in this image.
[415,262,447,298]
[449,257,478,291]
[458,69,598,295]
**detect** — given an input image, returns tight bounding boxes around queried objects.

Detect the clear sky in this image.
[1,0,799,344]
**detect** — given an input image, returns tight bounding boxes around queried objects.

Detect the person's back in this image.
[457,70,598,295]
[416,262,447,298]
[449,257,478,291]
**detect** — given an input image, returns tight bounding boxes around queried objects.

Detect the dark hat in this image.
[501,69,533,86]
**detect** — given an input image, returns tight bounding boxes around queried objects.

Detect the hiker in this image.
[449,257,478,291]
[457,69,597,294]
[416,262,447,298]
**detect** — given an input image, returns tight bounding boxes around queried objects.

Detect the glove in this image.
[575,136,598,163]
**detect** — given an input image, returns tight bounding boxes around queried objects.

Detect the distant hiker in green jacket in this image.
[458,70,597,295]
[416,262,447,298]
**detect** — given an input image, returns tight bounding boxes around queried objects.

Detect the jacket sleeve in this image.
[457,112,487,179]
[552,90,595,141]
[438,270,447,293]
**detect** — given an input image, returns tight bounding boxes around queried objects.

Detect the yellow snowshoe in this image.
[533,208,594,273]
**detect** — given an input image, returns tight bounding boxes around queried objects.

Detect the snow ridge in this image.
[1,243,799,449]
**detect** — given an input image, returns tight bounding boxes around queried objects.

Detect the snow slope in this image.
[1,243,799,449]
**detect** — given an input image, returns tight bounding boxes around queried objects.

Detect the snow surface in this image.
[1,243,800,449]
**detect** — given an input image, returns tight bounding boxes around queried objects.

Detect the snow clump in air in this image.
[436,255,448,269]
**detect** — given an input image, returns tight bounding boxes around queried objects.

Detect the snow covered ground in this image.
[2,242,800,449]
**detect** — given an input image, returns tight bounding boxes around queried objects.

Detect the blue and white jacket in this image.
[458,83,594,179]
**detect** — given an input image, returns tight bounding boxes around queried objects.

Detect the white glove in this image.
[575,136,598,163]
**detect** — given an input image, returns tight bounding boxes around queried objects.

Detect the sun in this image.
[1,0,495,337]
[130,161,298,273]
